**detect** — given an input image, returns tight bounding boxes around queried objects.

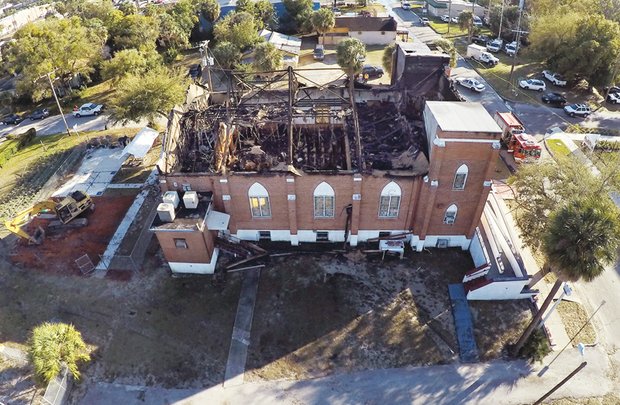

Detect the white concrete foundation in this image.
[169,248,219,275]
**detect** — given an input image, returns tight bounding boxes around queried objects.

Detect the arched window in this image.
[379,181,401,218]
[453,164,468,190]
[248,182,271,218]
[314,182,335,218]
[444,204,458,224]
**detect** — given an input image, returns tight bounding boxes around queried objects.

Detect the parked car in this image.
[401,1,411,10]
[72,103,103,118]
[563,103,591,118]
[456,78,485,92]
[420,17,430,25]
[1,113,23,125]
[604,85,620,94]
[313,44,324,61]
[451,16,458,23]
[472,15,483,27]
[332,7,342,16]
[606,92,620,104]
[188,64,202,79]
[28,108,50,120]
[504,41,519,56]
[440,15,450,22]
[486,39,502,53]
[519,79,546,92]
[542,70,567,87]
[361,65,384,80]
[472,34,490,45]
[359,10,371,17]
[541,92,567,107]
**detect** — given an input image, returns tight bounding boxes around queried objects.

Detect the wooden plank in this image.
[226,253,268,269]
[227,264,266,273]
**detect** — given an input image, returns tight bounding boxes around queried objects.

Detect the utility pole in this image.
[507,0,526,93]
[533,362,588,405]
[42,72,72,138]
[498,0,505,40]
[200,40,215,92]
[447,0,452,35]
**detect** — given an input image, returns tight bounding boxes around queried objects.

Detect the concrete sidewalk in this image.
[78,347,611,405]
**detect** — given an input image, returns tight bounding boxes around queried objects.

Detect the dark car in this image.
[28,108,50,120]
[361,65,384,80]
[188,64,202,79]
[472,34,490,45]
[541,92,567,107]
[2,113,23,125]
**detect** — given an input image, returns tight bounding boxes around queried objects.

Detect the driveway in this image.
[381,1,441,43]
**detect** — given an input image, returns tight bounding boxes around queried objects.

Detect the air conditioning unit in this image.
[157,203,176,222]
[163,191,180,209]
[445,216,455,225]
[183,191,199,209]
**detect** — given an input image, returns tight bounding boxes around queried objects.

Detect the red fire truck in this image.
[494,112,541,163]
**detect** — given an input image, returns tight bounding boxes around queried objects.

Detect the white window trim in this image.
[379,181,402,218]
[453,164,468,190]
[444,204,458,224]
[314,182,335,218]
[248,182,271,218]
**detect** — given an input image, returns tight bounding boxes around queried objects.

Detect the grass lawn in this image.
[454,40,548,103]
[545,139,571,157]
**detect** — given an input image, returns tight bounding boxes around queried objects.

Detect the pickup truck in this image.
[72,103,103,118]
[542,70,567,87]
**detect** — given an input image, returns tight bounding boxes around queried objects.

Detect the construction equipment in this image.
[4,190,94,245]
[494,112,541,163]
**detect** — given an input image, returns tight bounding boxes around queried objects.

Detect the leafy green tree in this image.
[235,0,253,13]
[312,8,335,44]
[458,11,474,43]
[117,1,138,15]
[283,0,314,33]
[110,14,159,51]
[212,41,241,69]
[214,12,260,51]
[530,14,620,85]
[382,44,395,76]
[171,0,200,33]
[110,66,189,123]
[432,38,457,68]
[489,4,524,40]
[519,329,551,363]
[512,196,620,356]
[253,42,282,71]
[197,0,221,22]
[4,17,106,101]
[101,49,161,82]
[254,0,276,29]
[28,323,90,385]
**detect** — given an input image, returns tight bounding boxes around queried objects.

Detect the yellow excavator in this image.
[4,190,94,245]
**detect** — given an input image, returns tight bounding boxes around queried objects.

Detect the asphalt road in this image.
[0,112,107,138]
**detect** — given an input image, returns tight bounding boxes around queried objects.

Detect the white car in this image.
[401,1,411,10]
[542,70,567,87]
[73,103,103,118]
[563,103,591,118]
[473,16,483,27]
[451,16,458,23]
[505,41,519,56]
[440,15,450,22]
[607,92,620,105]
[421,17,430,25]
[519,79,546,92]
[456,78,485,92]
[486,39,502,53]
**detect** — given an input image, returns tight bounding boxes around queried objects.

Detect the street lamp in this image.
[538,282,572,329]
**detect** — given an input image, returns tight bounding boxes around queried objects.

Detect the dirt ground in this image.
[541,393,620,405]
[245,248,473,381]
[0,246,241,403]
[556,300,597,346]
[8,193,136,275]
[469,300,532,361]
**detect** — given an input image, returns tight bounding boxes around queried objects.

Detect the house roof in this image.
[426,102,502,133]
[334,17,397,32]
[259,29,302,55]
[425,0,448,9]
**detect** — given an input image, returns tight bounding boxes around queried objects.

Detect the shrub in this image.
[28,322,90,385]
[518,328,551,363]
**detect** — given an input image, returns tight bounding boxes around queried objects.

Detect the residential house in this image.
[322,17,398,45]
[242,29,302,68]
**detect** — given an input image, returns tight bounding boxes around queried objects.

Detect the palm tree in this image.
[311,8,335,45]
[336,38,366,169]
[458,10,474,43]
[28,322,91,384]
[512,197,620,356]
